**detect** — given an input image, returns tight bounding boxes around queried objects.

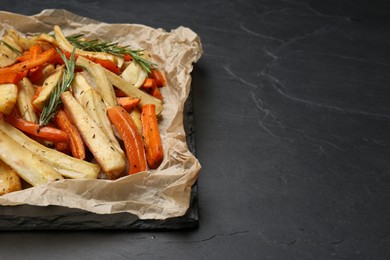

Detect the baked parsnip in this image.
[76,56,117,107]
[32,65,64,110]
[0,118,100,180]
[0,32,22,68]
[72,73,121,150]
[104,68,163,115]
[61,91,126,179]
[120,60,147,88]
[0,83,18,115]
[17,77,38,123]
[0,159,22,195]
[0,128,63,186]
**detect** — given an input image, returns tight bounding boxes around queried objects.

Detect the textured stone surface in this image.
[0,0,390,259]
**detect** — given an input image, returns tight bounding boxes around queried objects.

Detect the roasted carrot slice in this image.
[142,78,157,90]
[123,54,132,62]
[141,104,164,169]
[3,108,69,143]
[0,69,27,84]
[16,51,31,62]
[55,141,71,155]
[29,65,44,84]
[150,69,166,87]
[27,45,45,84]
[117,97,141,111]
[32,86,42,100]
[29,44,43,58]
[3,47,56,73]
[0,48,55,84]
[115,88,127,97]
[54,109,85,160]
[107,106,147,174]
[92,58,121,75]
[141,77,163,100]
[149,86,163,100]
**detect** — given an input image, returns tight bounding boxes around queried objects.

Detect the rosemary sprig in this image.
[39,48,76,126]
[66,34,157,74]
[1,40,21,54]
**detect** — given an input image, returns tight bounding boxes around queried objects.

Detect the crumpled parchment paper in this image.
[0,9,202,220]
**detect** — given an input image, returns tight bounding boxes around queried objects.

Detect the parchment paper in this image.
[0,9,202,220]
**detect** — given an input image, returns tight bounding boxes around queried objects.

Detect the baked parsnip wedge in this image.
[120,60,147,88]
[129,108,142,133]
[6,29,37,51]
[72,73,121,151]
[76,56,117,107]
[32,65,64,110]
[71,72,93,100]
[0,127,63,186]
[61,91,126,179]
[0,159,22,195]
[0,83,18,115]
[17,77,38,123]
[0,32,22,68]
[104,68,163,115]
[0,118,100,180]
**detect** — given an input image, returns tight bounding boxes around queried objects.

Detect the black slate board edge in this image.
[0,90,199,230]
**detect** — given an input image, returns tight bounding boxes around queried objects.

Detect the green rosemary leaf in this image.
[66,34,157,74]
[39,48,76,126]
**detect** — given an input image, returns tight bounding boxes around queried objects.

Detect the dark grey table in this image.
[1,0,389,259]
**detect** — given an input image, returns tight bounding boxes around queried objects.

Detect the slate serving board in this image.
[0,91,199,230]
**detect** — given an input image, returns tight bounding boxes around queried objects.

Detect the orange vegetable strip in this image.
[16,51,31,62]
[28,45,44,84]
[141,104,164,169]
[55,141,71,155]
[0,48,54,84]
[29,44,43,58]
[50,51,67,65]
[123,54,132,62]
[117,97,141,111]
[142,78,157,90]
[54,109,86,160]
[50,49,80,65]
[91,58,121,75]
[3,47,56,73]
[141,77,163,100]
[107,106,147,174]
[32,86,42,101]
[29,65,44,84]
[149,86,163,100]
[150,69,166,87]
[3,108,69,143]
[0,69,27,84]
[115,88,127,97]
